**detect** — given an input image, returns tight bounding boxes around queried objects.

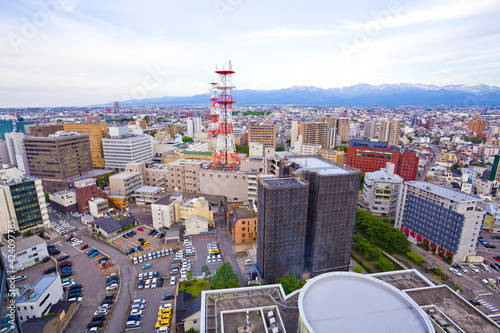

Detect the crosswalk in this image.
[478,299,499,312]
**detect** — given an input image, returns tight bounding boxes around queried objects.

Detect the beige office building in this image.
[166,159,204,192]
[64,123,108,168]
[379,119,401,147]
[248,122,277,148]
[109,171,142,197]
[199,168,249,202]
[125,161,169,187]
[299,122,327,147]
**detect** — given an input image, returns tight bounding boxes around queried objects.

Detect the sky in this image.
[1,0,500,107]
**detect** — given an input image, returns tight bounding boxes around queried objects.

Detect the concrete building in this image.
[16,120,36,134]
[107,195,128,211]
[165,159,204,192]
[24,132,93,191]
[49,190,78,214]
[73,178,106,214]
[16,274,64,322]
[299,122,327,148]
[248,122,277,148]
[360,162,403,219]
[184,216,209,235]
[152,195,177,230]
[0,255,22,331]
[125,161,169,187]
[379,119,401,147]
[257,177,309,282]
[395,181,484,263]
[299,143,321,156]
[134,186,164,205]
[21,300,77,333]
[199,168,249,203]
[4,132,25,167]
[249,142,264,157]
[88,197,109,218]
[317,149,344,164]
[28,124,64,137]
[468,117,487,134]
[336,117,350,143]
[290,120,299,149]
[0,119,14,141]
[64,123,108,168]
[163,151,213,164]
[109,171,142,197]
[177,196,213,227]
[363,121,377,139]
[228,205,258,245]
[102,130,153,170]
[0,166,49,234]
[0,236,48,273]
[89,216,135,239]
[0,141,9,165]
[187,117,202,139]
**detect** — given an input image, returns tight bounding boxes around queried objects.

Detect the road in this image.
[418,145,439,181]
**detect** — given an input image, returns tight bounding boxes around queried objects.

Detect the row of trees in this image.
[353,234,394,272]
[355,209,409,254]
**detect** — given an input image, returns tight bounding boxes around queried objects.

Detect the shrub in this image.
[353,266,363,274]
[375,258,395,272]
[407,252,425,264]
[453,285,462,292]
[434,268,442,275]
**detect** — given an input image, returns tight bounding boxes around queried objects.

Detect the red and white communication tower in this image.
[207,81,219,138]
[210,61,240,170]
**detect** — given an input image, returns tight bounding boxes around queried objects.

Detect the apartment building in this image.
[24,131,93,191]
[109,171,142,197]
[177,196,213,226]
[395,181,484,263]
[228,205,257,245]
[152,194,177,229]
[125,161,169,187]
[48,190,78,214]
[88,197,109,218]
[199,168,249,202]
[0,236,48,273]
[360,162,403,219]
[74,178,106,214]
[64,123,108,168]
[165,159,204,192]
[0,166,49,234]
[16,274,63,322]
[379,119,401,147]
[28,124,64,137]
[248,122,277,148]
[299,122,327,147]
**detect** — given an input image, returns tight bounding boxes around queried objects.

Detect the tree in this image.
[375,258,394,272]
[186,328,198,333]
[406,252,425,264]
[182,136,193,143]
[275,275,306,295]
[144,115,149,123]
[275,146,285,151]
[45,191,50,203]
[434,268,442,275]
[210,262,239,289]
[359,173,365,189]
[235,144,249,155]
[97,175,104,187]
[451,163,460,169]
[366,247,382,262]
[201,265,211,278]
[353,266,364,273]
[407,136,413,142]
[186,270,194,282]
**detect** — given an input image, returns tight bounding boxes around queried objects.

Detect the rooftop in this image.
[154,194,176,206]
[407,181,482,202]
[68,169,111,182]
[109,171,141,179]
[260,177,307,189]
[135,185,163,193]
[5,235,46,255]
[17,274,60,304]
[180,151,211,156]
[233,206,257,220]
[288,156,352,175]
[299,272,433,333]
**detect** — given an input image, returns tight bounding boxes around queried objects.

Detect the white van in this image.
[126,320,141,328]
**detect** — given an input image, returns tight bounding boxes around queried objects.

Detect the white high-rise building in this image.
[103,134,153,170]
[187,117,202,139]
[4,132,25,166]
[363,121,376,139]
[291,121,299,148]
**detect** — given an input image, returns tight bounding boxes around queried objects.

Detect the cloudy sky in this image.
[1,0,499,107]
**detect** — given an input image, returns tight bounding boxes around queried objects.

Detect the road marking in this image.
[479,293,493,296]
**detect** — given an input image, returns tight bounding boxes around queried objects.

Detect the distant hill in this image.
[108,83,500,106]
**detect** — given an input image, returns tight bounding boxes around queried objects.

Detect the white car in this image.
[482,278,490,285]
[106,283,119,291]
[68,297,82,302]
[449,267,462,277]
[145,280,151,289]
[131,303,144,310]
[94,309,109,316]
[468,265,480,273]
[159,303,173,310]
[130,309,143,316]
[133,298,147,304]
[134,257,138,264]
[170,277,176,285]
[138,256,143,263]
[62,281,75,287]
[207,256,211,263]
[99,304,111,310]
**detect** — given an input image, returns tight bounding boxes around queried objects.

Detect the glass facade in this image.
[10,181,42,231]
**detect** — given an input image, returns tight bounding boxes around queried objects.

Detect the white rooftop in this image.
[16,274,59,304]
[109,171,140,179]
[299,272,433,333]
[135,185,163,193]
[407,181,481,202]
[288,157,351,175]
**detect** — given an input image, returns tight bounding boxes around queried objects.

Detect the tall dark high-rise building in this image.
[114,101,120,113]
[257,177,309,283]
[257,156,360,282]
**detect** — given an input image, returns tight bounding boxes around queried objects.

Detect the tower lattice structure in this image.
[210,61,240,170]
[207,81,219,138]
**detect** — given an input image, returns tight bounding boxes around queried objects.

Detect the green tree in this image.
[97,175,104,187]
[375,258,394,272]
[333,146,347,153]
[406,252,425,264]
[186,270,194,282]
[149,131,157,138]
[359,172,365,189]
[434,268,442,275]
[210,262,239,289]
[275,275,306,295]
[144,115,149,123]
[286,139,291,144]
[201,265,211,277]
[366,247,382,262]
[25,230,32,237]
[182,136,193,143]
[45,191,50,203]
[353,266,364,273]
[451,163,460,169]
[407,136,413,142]
[275,146,285,151]
[186,328,198,333]
[235,144,249,155]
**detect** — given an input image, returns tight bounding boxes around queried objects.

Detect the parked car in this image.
[158,277,164,287]
[142,264,151,270]
[138,280,145,289]
[128,315,142,321]
[94,309,109,316]
[106,283,119,291]
[170,277,176,285]
[130,309,143,316]
[43,267,57,275]
[58,255,70,261]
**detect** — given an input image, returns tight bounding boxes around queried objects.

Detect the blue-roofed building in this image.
[349,139,388,149]
[16,274,64,322]
[395,181,484,263]
[0,119,14,141]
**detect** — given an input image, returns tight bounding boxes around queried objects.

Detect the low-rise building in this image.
[109,171,142,197]
[16,274,64,322]
[107,195,128,211]
[134,186,164,205]
[74,178,107,215]
[89,216,136,239]
[318,148,345,164]
[88,197,109,218]
[1,235,48,273]
[177,196,213,227]
[125,161,169,187]
[484,204,500,233]
[49,190,78,214]
[152,195,177,230]
[184,216,209,235]
[165,159,204,192]
[199,168,249,203]
[21,300,78,333]
[228,205,258,244]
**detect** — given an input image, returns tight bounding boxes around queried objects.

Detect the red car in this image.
[137,227,144,232]
[81,244,89,250]
[493,256,500,262]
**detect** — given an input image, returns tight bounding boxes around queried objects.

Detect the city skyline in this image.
[1,0,500,107]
